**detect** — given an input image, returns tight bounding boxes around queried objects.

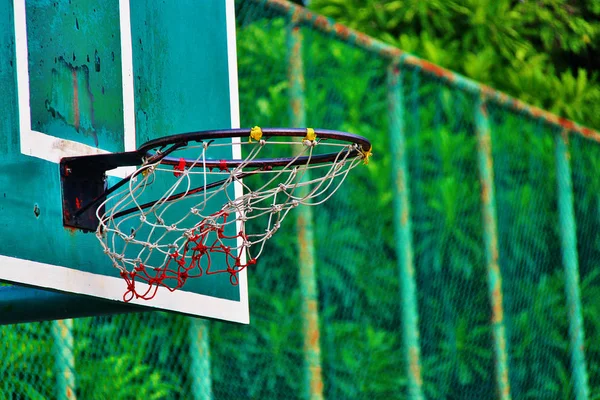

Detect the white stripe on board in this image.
[13,0,33,154]
[226,0,249,319]
[0,254,250,323]
[119,0,137,152]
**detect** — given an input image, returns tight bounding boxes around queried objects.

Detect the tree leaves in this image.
[310,0,600,130]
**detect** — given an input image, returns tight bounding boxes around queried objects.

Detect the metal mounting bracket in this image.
[60,159,107,232]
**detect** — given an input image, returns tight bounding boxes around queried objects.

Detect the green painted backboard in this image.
[0,0,248,323]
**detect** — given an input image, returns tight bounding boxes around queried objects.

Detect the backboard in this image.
[0,0,248,323]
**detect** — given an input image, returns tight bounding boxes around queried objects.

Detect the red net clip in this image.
[173,158,186,177]
[218,159,229,172]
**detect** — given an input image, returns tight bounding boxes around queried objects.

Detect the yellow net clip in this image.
[250,126,263,143]
[304,128,317,142]
[360,147,373,165]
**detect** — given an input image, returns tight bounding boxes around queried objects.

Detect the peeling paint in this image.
[475,97,512,400]
[52,320,77,400]
[47,57,98,146]
[409,346,423,386]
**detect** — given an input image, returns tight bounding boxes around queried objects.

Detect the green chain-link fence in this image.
[3,0,600,399]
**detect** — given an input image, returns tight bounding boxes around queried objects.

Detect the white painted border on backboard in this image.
[0,255,250,323]
[118,0,136,153]
[13,0,136,178]
[6,0,249,323]
[226,0,249,322]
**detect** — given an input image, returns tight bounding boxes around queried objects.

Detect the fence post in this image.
[555,131,589,400]
[189,318,213,399]
[387,62,424,399]
[287,17,324,400]
[52,320,76,400]
[474,98,511,400]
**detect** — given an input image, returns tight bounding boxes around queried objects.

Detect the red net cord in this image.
[120,212,256,302]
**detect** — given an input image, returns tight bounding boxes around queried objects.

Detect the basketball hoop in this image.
[60,127,372,302]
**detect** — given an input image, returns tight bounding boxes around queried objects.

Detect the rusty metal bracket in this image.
[60,159,107,232]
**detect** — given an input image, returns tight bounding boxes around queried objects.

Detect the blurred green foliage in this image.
[309,0,600,130]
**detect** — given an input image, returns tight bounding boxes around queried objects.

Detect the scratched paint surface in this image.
[27,0,123,151]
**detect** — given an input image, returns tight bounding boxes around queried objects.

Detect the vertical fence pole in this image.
[555,131,589,400]
[474,98,511,400]
[189,318,213,399]
[52,320,76,400]
[387,62,424,400]
[287,16,324,400]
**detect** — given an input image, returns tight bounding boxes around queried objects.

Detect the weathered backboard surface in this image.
[0,0,248,323]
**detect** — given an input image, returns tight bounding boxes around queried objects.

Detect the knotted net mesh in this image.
[96,128,369,301]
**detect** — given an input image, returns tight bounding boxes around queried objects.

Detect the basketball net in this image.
[96,127,371,302]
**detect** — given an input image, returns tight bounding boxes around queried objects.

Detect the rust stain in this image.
[500,365,511,395]
[409,346,423,386]
[560,131,571,161]
[307,306,320,347]
[529,106,543,118]
[558,117,576,132]
[494,328,511,398]
[309,325,320,348]
[72,68,80,132]
[481,181,490,204]
[491,237,499,264]
[291,99,303,120]
[396,170,405,192]
[496,330,507,353]
[485,212,495,234]
[314,15,329,31]
[510,98,521,111]
[480,84,495,98]
[291,7,302,24]
[356,33,371,48]
[416,59,455,81]
[334,23,350,40]
[401,205,408,226]
[491,282,505,323]
[297,213,307,237]
[61,321,69,339]
[384,47,402,59]
[582,127,594,137]
[48,58,98,145]
[310,365,324,397]
[479,101,488,117]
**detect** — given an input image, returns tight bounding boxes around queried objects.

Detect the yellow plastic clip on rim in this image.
[361,147,373,165]
[304,128,316,142]
[250,126,263,143]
